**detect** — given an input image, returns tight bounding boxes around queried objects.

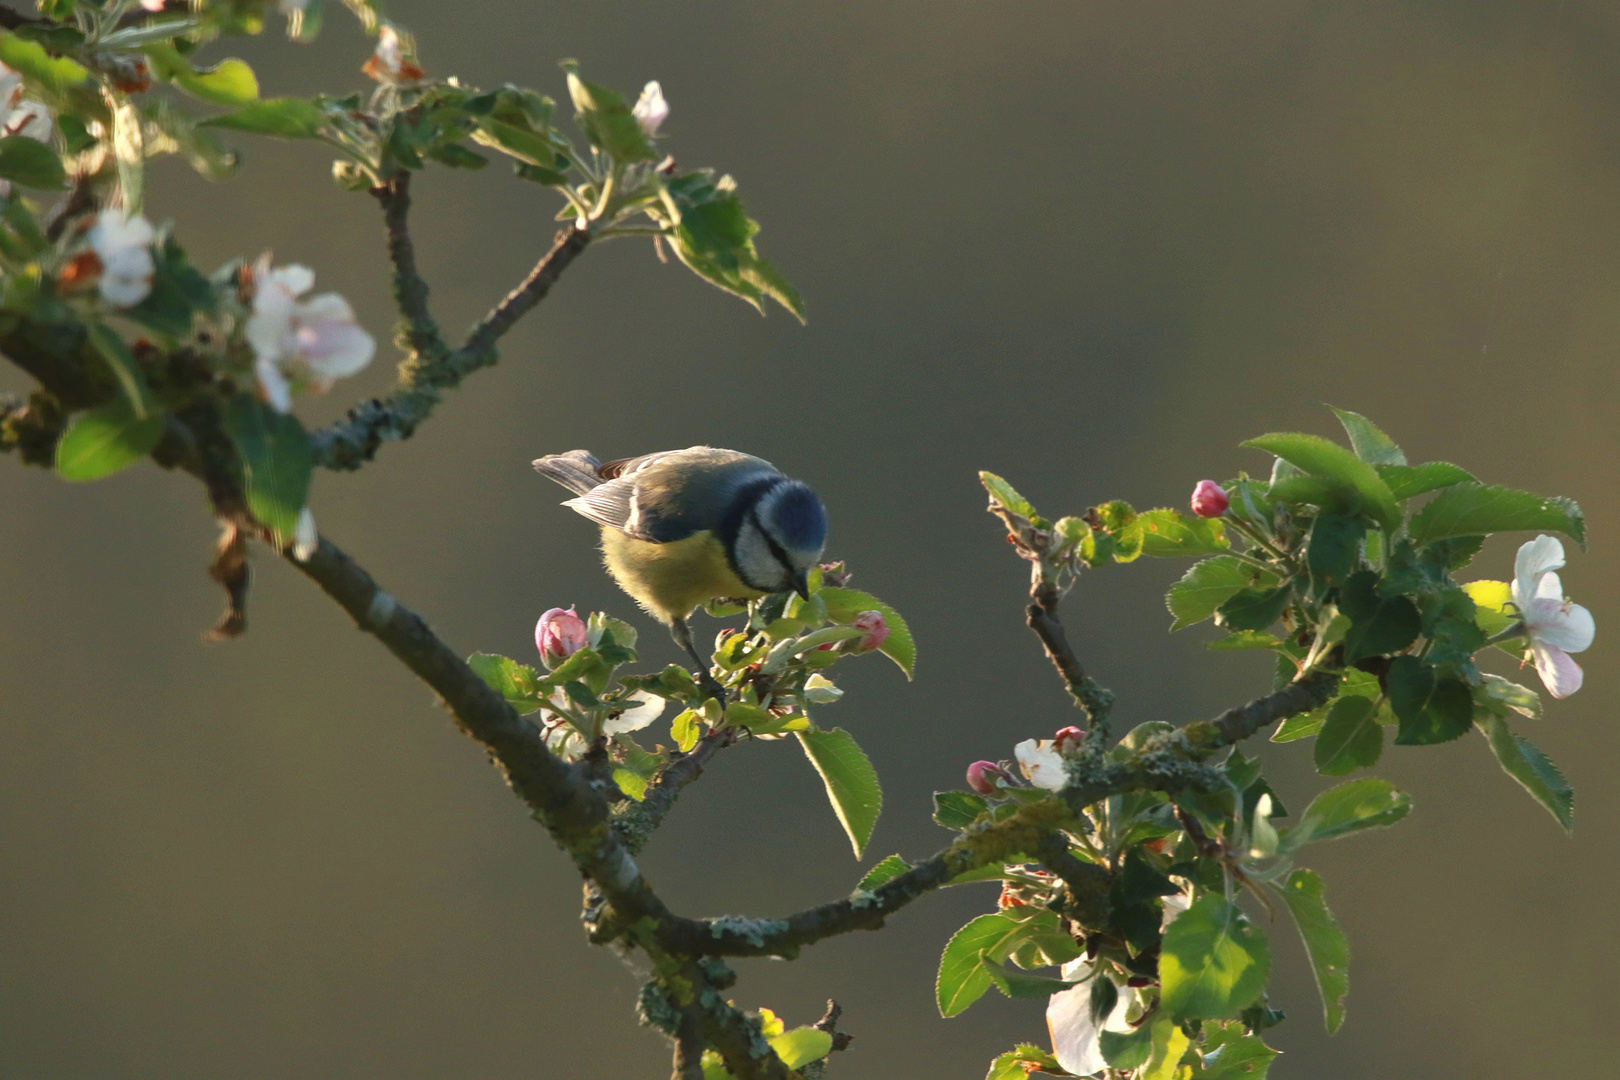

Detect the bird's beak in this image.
[791,568,810,601]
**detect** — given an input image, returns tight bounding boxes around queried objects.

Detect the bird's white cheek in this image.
[732,524,784,592]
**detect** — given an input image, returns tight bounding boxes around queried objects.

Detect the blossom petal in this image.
[1532,642,1584,698]
[1527,599,1595,654]
[603,694,666,736]
[1513,535,1565,609]
[1047,960,1134,1077]
[1014,738,1067,791]
[294,293,375,377]
[255,355,293,413]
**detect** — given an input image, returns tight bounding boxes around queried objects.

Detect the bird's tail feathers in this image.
[532,450,603,496]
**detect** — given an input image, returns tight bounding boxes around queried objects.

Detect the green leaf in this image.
[1338,570,1421,663]
[985,1044,1064,1080]
[798,728,882,858]
[1168,555,1274,630]
[1207,630,1282,652]
[201,98,328,139]
[466,652,544,714]
[1386,656,1473,745]
[1377,461,1476,500]
[937,912,1019,1017]
[0,135,65,190]
[219,395,312,544]
[85,323,153,417]
[1290,777,1412,847]
[1477,673,1541,719]
[181,59,260,106]
[1143,1016,1193,1080]
[53,397,164,482]
[1276,869,1350,1034]
[1462,579,1519,650]
[1306,513,1365,594]
[1243,432,1401,530]
[0,31,88,96]
[857,854,911,890]
[1133,508,1231,557]
[1409,483,1585,549]
[1099,1024,1155,1070]
[1271,711,1324,743]
[1268,474,1358,514]
[670,708,701,752]
[768,1027,833,1070]
[659,170,804,320]
[1192,1023,1280,1080]
[611,767,648,802]
[1330,407,1406,466]
[980,956,1081,999]
[565,69,657,163]
[978,470,1038,519]
[933,790,989,829]
[1159,894,1271,1020]
[471,118,561,167]
[818,586,915,678]
[1313,695,1382,775]
[1475,713,1574,833]
[1214,584,1292,633]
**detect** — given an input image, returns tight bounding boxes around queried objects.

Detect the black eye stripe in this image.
[751,506,796,574]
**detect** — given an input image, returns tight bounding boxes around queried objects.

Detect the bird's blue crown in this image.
[765,481,827,556]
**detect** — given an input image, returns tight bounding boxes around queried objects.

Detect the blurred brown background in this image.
[4,1,1617,1076]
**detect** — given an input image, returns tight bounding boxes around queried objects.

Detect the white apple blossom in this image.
[1014,737,1067,791]
[246,260,375,414]
[632,81,669,136]
[86,209,156,308]
[1046,891,1189,1074]
[1511,534,1594,699]
[604,693,665,737]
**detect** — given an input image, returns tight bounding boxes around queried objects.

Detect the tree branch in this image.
[308,187,591,471]
[461,224,591,358]
[1189,668,1341,751]
[1028,578,1114,732]
[614,729,731,853]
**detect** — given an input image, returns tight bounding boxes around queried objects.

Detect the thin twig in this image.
[1028,578,1114,732]
[308,195,591,471]
[673,1005,705,1080]
[1193,669,1340,750]
[615,729,731,853]
[461,224,591,358]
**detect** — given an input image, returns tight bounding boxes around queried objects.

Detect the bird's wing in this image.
[532,449,603,496]
[560,476,699,543]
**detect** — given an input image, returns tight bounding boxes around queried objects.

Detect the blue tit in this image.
[532,446,827,694]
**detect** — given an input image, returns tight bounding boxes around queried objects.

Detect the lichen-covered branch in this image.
[1027,578,1115,731]
[309,190,591,471]
[614,729,731,853]
[1189,668,1341,750]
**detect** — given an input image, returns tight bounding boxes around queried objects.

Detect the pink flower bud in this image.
[1191,480,1229,518]
[535,606,588,667]
[966,760,1005,795]
[851,610,889,652]
[1053,726,1085,754]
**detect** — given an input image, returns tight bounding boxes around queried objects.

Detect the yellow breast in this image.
[600,527,763,625]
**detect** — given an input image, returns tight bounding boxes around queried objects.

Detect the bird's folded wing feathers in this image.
[562,477,646,537]
[532,450,603,496]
